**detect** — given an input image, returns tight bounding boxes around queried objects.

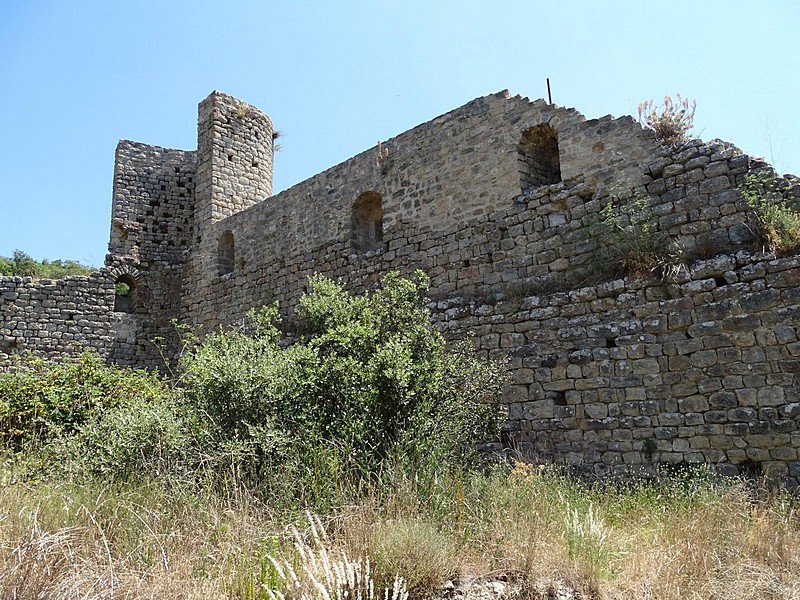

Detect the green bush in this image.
[0,353,168,452]
[54,393,194,479]
[739,171,800,254]
[2,273,505,499]
[180,271,506,496]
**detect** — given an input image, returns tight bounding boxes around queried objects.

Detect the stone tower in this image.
[194,91,275,236]
[184,91,277,327]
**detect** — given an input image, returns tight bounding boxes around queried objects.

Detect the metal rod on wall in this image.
[547,78,552,104]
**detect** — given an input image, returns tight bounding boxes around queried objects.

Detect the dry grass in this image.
[263,513,409,600]
[474,469,800,599]
[0,479,259,599]
[2,466,800,599]
[638,494,800,598]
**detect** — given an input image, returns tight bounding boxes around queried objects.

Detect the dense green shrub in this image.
[0,353,168,451]
[2,273,505,500]
[54,393,194,479]
[181,271,507,493]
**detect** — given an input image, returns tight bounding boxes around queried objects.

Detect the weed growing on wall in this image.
[597,188,684,278]
[739,171,800,253]
[374,140,390,175]
[638,94,696,148]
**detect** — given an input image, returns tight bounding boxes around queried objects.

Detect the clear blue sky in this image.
[1,1,798,267]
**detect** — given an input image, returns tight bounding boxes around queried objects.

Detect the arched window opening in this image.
[351,192,383,253]
[114,274,137,313]
[218,230,235,276]
[518,124,561,193]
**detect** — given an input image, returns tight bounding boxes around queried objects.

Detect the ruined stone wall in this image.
[0,266,183,372]
[181,91,664,330]
[3,90,800,482]
[165,89,800,483]
[430,252,800,485]
[0,266,182,372]
[0,273,116,365]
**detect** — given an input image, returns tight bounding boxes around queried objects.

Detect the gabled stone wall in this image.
[179,91,664,330]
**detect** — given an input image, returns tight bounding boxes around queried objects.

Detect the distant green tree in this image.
[11,250,38,276]
[0,250,94,278]
[0,257,13,276]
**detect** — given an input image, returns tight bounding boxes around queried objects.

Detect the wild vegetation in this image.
[596,185,687,281]
[638,94,696,148]
[2,272,800,599]
[739,171,800,254]
[0,249,94,278]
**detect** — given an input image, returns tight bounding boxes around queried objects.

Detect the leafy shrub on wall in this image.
[596,187,685,279]
[739,171,800,254]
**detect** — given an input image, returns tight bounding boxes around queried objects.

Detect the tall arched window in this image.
[351,192,383,253]
[518,123,562,193]
[218,230,235,275]
[114,273,138,313]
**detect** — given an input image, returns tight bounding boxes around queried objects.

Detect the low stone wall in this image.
[431,252,800,485]
[0,273,116,366]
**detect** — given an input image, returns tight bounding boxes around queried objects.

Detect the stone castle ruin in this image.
[3,90,800,482]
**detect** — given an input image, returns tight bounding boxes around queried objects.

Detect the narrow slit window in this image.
[218,230,235,275]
